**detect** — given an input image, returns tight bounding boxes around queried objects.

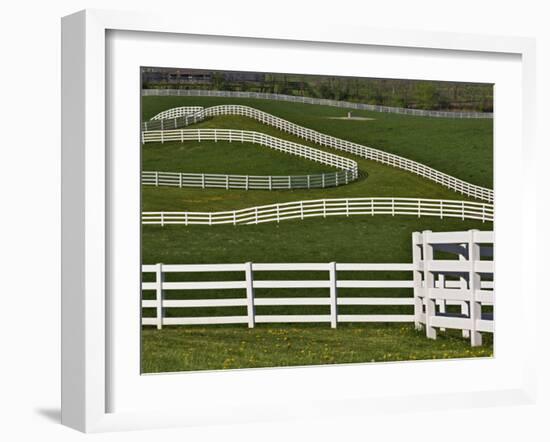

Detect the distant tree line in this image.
[142,68,493,112]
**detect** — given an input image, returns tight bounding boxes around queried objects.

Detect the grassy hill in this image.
[141,110,492,212]
[142,96,493,188]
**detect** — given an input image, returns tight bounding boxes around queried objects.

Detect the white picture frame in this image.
[61,9,539,433]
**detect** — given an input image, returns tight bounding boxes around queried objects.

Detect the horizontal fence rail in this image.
[142,197,494,226]
[142,105,493,202]
[412,229,494,346]
[142,89,493,119]
[142,170,354,190]
[141,128,359,189]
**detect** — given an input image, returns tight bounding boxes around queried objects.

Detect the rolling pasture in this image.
[140,96,494,373]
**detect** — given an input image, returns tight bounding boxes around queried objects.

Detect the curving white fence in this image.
[142,89,493,119]
[142,170,354,190]
[142,105,493,202]
[142,197,494,226]
[142,128,359,190]
[150,106,203,120]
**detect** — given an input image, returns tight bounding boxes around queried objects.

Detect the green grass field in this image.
[142,216,491,264]
[142,140,338,175]
[142,324,493,373]
[140,96,494,373]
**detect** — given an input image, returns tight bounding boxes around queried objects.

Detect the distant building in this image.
[142,68,212,85]
[142,68,264,86]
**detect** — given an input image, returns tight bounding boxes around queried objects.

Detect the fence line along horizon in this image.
[142,89,494,119]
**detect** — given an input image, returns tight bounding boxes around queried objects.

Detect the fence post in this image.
[245,262,255,328]
[202,174,205,189]
[269,176,272,190]
[459,243,470,338]
[412,232,423,331]
[329,262,338,328]
[155,171,159,187]
[468,230,482,346]
[179,173,182,188]
[155,263,164,330]
[422,230,436,339]
[160,130,164,144]
[437,273,446,332]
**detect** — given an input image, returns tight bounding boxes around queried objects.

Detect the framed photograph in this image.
[61,9,538,433]
[139,67,496,374]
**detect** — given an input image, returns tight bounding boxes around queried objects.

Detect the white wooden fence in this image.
[150,106,203,120]
[141,262,417,329]
[141,128,359,185]
[141,230,494,346]
[412,230,494,346]
[142,105,493,202]
[142,89,493,119]
[148,106,204,122]
[142,170,354,190]
[142,197,494,226]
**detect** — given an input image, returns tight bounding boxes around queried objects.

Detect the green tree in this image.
[415,83,440,110]
[212,72,226,90]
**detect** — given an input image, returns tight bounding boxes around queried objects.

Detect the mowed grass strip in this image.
[142,215,492,264]
[142,140,338,175]
[141,323,493,373]
[142,96,493,188]
[141,160,471,212]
